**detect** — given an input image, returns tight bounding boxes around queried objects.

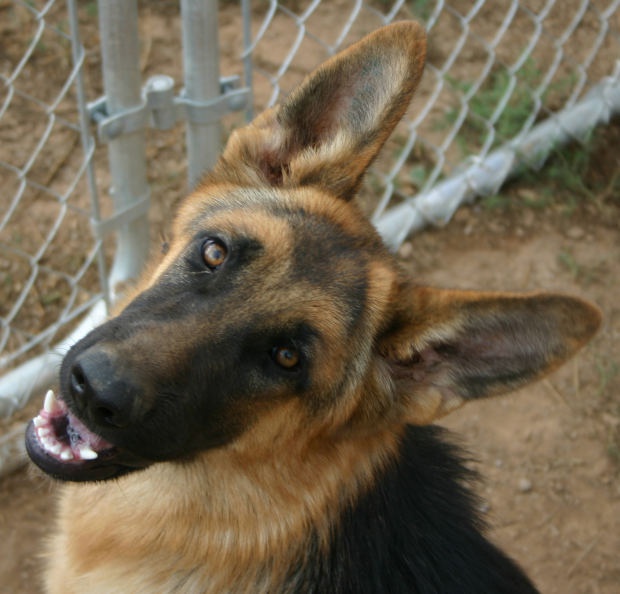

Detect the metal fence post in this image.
[241,0,254,121]
[180,0,222,188]
[98,0,150,292]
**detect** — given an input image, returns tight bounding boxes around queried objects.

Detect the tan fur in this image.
[39,21,601,593]
[47,402,402,593]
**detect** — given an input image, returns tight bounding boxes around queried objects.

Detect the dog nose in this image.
[69,350,136,429]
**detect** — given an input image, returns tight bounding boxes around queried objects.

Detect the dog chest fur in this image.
[47,426,539,594]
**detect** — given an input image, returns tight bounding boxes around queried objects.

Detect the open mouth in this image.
[25,389,147,482]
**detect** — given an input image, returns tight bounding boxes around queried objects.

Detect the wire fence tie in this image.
[88,74,249,142]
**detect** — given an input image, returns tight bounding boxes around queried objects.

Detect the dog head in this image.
[26,22,600,482]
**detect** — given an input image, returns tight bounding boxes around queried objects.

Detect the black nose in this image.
[69,350,137,428]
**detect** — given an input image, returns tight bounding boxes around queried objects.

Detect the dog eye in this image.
[271,346,300,370]
[201,239,228,270]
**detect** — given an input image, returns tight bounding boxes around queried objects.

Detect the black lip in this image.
[25,420,151,483]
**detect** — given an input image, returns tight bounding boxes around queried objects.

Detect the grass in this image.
[523,137,593,210]
[411,0,435,21]
[40,291,63,307]
[367,0,434,20]
[515,123,620,216]
[404,58,575,201]
[480,193,511,210]
[474,121,620,215]
[594,359,620,466]
[597,360,619,401]
[86,2,98,18]
[442,59,546,156]
[557,250,580,280]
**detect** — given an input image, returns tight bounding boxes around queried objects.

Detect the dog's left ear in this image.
[214,21,426,200]
[379,286,602,425]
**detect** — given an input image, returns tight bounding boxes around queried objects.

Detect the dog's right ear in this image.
[211,21,426,201]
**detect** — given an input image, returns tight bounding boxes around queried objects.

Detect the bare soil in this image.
[1,2,619,593]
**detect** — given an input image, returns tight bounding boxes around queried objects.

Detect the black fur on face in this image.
[33,191,382,480]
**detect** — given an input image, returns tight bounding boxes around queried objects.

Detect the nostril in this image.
[68,350,136,429]
[95,404,124,427]
[70,364,87,398]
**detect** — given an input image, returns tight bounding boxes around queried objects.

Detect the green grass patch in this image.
[442,60,544,155]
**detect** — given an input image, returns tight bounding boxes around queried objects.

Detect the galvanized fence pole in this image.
[96,0,151,292]
[241,0,254,121]
[180,0,222,188]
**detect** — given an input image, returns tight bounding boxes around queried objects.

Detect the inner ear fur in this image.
[211,21,427,199]
[380,286,602,425]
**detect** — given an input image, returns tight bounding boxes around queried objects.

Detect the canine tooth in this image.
[77,445,98,460]
[60,448,74,461]
[33,416,45,428]
[43,389,61,414]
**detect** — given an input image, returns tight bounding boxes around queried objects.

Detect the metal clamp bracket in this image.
[90,190,151,237]
[88,75,249,142]
[175,85,249,125]
[88,96,148,141]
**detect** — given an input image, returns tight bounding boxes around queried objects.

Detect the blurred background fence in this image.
[1,0,619,474]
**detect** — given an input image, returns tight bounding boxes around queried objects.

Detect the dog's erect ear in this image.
[213,21,426,200]
[379,286,601,425]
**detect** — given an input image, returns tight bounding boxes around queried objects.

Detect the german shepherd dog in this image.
[26,21,600,593]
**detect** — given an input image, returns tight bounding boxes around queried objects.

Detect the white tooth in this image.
[42,436,62,455]
[37,427,51,438]
[60,448,74,461]
[77,445,98,460]
[43,389,60,414]
[33,416,45,428]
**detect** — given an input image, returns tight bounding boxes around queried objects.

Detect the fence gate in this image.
[1,0,619,475]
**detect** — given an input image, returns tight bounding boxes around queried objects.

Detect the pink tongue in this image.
[34,390,114,461]
[66,411,113,451]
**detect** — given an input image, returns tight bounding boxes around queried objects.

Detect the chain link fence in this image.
[242,0,620,245]
[1,0,108,369]
[1,0,619,474]
[0,0,109,473]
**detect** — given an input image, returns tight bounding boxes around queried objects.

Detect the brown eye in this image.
[272,346,300,370]
[202,239,227,270]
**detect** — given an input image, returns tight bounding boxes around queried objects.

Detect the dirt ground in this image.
[1,1,619,593]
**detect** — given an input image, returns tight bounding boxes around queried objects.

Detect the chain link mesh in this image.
[0,0,105,407]
[243,1,619,234]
